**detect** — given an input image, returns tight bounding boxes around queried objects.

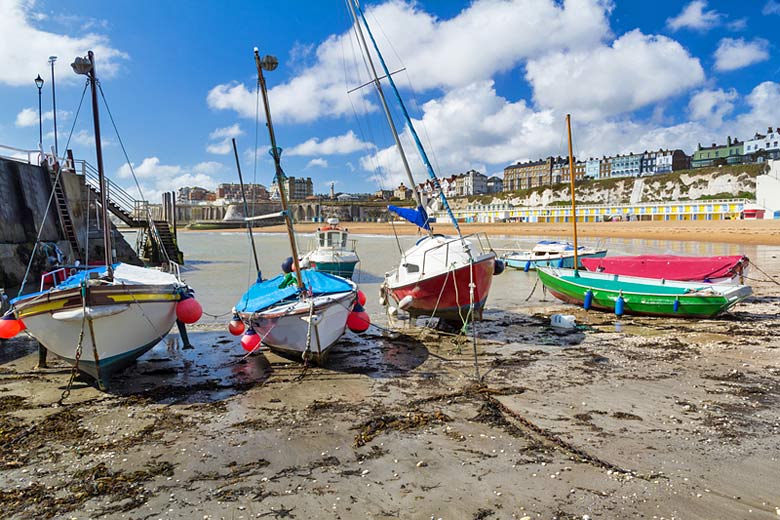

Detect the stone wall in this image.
[0,157,141,294]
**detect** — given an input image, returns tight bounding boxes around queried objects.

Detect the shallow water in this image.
[152,230,779,326]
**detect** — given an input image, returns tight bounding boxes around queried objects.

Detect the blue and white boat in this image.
[503,240,607,271]
[232,49,357,364]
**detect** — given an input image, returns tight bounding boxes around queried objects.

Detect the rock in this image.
[416,460,428,468]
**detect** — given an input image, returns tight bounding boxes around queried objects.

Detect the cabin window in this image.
[326,232,340,247]
[318,234,326,247]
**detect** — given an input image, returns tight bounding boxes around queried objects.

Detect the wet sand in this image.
[2,277,780,519]
[225,220,780,246]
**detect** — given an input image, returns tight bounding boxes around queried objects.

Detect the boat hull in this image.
[505,250,607,270]
[386,254,496,322]
[243,291,356,363]
[537,267,751,318]
[13,284,180,380]
[311,260,359,279]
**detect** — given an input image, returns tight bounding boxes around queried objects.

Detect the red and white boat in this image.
[582,255,749,283]
[383,234,497,322]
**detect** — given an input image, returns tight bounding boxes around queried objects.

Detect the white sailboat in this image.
[234,50,358,364]
[8,52,197,388]
[346,1,501,324]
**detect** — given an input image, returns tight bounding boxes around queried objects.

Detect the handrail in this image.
[71,158,146,218]
[418,232,491,276]
[0,144,41,165]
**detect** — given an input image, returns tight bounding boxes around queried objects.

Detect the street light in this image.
[34,74,44,152]
[48,55,58,157]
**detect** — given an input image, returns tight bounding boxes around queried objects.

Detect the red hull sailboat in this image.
[581,255,749,283]
[384,235,497,321]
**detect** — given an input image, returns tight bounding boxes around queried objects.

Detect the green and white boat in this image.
[537,266,752,318]
[300,218,360,279]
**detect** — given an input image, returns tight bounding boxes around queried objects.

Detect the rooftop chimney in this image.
[727,136,731,146]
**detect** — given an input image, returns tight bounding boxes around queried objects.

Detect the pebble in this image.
[416,460,428,468]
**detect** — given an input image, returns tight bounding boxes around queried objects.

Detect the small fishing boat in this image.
[581,255,749,283]
[11,264,190,380]
[300,218,360,278]
[235,270,356,363]
[346,0,501,324]
[503,240,607,271]
[5,52,198,387]
[535,114,752,318]
[536,266,751,318]
[232,49,359,364]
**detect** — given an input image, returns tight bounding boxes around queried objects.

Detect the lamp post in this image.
[34,74,44,152]
[48,55,58,157]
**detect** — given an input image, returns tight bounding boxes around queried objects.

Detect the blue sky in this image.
[1,0,779,201]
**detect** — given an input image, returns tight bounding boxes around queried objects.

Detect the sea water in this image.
[124,230,769,325]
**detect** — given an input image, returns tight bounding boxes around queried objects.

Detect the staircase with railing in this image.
[70,158,183,265]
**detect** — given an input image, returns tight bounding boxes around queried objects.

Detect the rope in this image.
[97,82,170,264]
[58,281,89,404]
[748,263,780,287]
[524,275,541,301]
[62,80,90,153]
[16,81,88,295]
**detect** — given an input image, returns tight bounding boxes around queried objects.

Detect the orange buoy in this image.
[241,329,261,352]
[0,316,25,339]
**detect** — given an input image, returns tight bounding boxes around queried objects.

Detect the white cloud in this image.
[714,38,769,72]
[688,88,737,126]
[287,130,374,156]
[115,157,224,203]
[526,30,704,121]
[359,81,559,188]
[70,128,113,147]
[306,158,328,168]
[15,107,71,127]
[763,1,780,15]
[207,0,612,123]
[667,1,722,31]
[206,123,243,154]
[0,0,128,87]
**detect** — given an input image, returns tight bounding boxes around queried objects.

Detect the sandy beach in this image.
[2,253,779,519]
[207,219,780,246]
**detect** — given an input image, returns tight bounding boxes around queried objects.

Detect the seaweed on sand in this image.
[353,410,451,448]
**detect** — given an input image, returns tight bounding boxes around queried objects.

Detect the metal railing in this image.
[419,232,494,276]
[71,159,144,219]
[0,144,42,165]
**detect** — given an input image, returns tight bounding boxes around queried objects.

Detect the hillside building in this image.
[744,127,780,160]
[691,137,745,168]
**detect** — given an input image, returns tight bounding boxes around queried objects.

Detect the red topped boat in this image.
[581,255,749,283]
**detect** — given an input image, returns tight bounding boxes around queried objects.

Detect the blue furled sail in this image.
[236,270,354,314]
[388,205,431,230]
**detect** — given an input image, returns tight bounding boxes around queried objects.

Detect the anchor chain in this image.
[59,281,89,404]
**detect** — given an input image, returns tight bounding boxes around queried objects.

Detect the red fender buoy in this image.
[176,297,203,324]
[0,316,25,339]
[241,329,261,352]
[347,309,370,333]
[228,317,245,336]
[357,289,367,307]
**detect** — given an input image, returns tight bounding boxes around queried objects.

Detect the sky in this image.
[1,0,779,202]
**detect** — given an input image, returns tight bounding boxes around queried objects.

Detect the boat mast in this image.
[566,114,579,271]
[79,51,113,279]
[345,0,429,233]
[254,48,303,289]
[231,138,260,275]
[350,0,462,238]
